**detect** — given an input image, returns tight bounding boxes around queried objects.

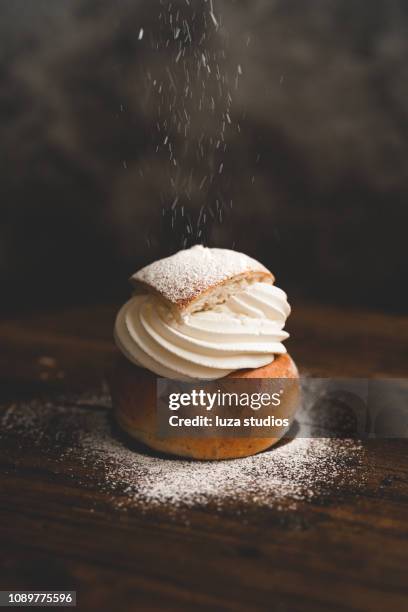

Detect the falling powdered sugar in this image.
[0,397,366,513]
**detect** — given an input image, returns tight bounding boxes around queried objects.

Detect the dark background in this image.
[1,0,407,315]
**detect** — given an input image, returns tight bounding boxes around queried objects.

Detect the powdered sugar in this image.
[131,245,271,308]
[0,396,366,514]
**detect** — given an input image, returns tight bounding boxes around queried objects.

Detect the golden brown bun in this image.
[130,245,274,316]
[110,354,300,460]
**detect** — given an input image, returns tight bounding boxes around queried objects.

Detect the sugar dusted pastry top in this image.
[131,245,274,315]
[115,245,291,380]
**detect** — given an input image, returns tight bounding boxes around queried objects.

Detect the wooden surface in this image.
[1,302,408,612]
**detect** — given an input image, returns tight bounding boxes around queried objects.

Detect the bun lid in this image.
[130,245,274,315]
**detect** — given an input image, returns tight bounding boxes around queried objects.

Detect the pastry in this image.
[111,245,299,459]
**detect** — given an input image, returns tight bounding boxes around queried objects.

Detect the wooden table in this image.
[1,303,407,611]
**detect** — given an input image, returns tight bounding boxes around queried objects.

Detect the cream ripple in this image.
[114,282,291,380]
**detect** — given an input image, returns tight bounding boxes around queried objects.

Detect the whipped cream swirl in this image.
[114,282,291,380]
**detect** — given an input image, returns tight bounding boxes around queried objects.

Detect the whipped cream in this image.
[114,282,291,380]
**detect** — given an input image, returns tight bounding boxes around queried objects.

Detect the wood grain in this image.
[0,303,407,612]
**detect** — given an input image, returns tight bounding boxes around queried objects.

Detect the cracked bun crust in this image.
[111,354,300,460]
[130,245,273,316]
